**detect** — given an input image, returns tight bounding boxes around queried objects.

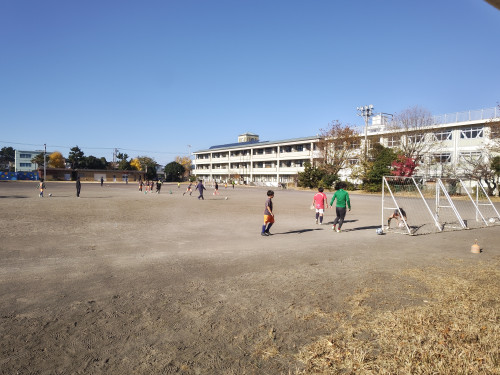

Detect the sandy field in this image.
[0,181,499,374]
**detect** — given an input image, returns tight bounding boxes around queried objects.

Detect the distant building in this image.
[193,107,500,186]
[15,150,43,172]
[193,133,320,185]
[37,167,145,182]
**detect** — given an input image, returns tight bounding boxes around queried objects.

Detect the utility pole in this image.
[43,143,46,180]
[113,148,118,169]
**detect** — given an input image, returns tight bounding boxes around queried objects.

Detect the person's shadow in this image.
[324,219,358,225]
[339,225,380,232]
[275,228,324,235]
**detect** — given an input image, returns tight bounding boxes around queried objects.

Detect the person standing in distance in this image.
[261,190,275,236]
[76,177,81,198]
[195,180,206,200]
[312,187,328,225]
[330,182,351,233]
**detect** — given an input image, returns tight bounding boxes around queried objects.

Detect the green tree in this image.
[362,144,398,192]
[298,162,337,189]
[68,146,85,168]
[83,155,108,169]
[116,152,133,170]
[133,156,158,180]
[0,146,15,170]
[31,153,46,168]
[164,162,185,182]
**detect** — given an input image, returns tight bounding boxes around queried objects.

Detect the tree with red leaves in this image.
[391,155,417,177]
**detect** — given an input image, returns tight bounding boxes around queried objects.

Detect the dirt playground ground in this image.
[1,181,499,374]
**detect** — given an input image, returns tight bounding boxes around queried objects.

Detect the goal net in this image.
[382,176,499,235]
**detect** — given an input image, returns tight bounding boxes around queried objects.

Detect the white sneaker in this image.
[336,228,341,233]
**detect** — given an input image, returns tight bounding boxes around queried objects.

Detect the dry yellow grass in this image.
[296,260,500,374]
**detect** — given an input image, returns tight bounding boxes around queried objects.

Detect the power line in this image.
[0,140,188,155]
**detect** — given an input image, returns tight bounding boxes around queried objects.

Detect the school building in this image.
[14,150,43,172]
[192,107,500,186]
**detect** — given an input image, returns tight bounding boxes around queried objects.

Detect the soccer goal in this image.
[382,176,500,235]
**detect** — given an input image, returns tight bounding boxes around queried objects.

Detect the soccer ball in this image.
[49,193,52,197]
[489,218,496,224]
[225,196,228,200]
[376,228,383,235]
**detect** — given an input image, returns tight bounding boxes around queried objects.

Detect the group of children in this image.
[139,179,162,194]
[260,183,407,236]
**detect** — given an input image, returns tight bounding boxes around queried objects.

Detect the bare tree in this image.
[388,106,439,163]
[316,120,360,176]
[486,104,500,152]
[456,147,497,195]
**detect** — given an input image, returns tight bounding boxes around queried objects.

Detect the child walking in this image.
[330,182,351,233]
[312,187,328,224]
[261,190,275,236]
[38,179,45,197]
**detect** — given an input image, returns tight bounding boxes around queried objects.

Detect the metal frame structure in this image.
[380,176,498,235]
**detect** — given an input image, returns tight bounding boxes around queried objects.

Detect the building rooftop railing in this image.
[367,106,499,134]
[432,106,499,125]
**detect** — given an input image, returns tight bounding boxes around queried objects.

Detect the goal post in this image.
[382,176,500,235]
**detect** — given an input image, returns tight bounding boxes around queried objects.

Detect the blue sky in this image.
[1,0,499,165]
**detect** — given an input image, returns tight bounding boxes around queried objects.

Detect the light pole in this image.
[357,105,374,158]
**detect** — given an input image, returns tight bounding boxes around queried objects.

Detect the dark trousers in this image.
[332,207,347,229]
[76,187,81,197]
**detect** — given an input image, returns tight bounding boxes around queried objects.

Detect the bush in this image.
[298,162,338,189]
[362,182,382,192]
[319,174,338,189]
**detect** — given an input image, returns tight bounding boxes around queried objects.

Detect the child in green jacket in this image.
[330,182,351,233]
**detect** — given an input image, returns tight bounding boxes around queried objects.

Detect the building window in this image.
[295,160,304,167]
[20,163,32,167]
[295,145,303,152]
[281,146,292,153]
[460,126,483,139]
[459,151,482,162]
[387,136,400,147]
[433,153,451,163]
[408,134,425,143]
[19,153,32,158]
[254,149,264,155]
[434,130,452,141]
[348,141,361,149]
